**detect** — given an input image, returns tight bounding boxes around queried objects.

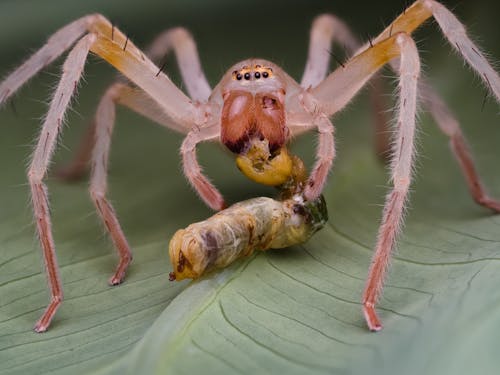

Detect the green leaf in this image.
[1,1,500,374]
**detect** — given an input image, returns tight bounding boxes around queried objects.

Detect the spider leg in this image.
[362,34,420,331]
[296,35,412,201]
[1,15,216,332]
[85,26,225,208]
[306,33,420,331]
[300,14,358,88]
[87,82,212,285]
[366,0,500,210]
[89,84,133,286]
[0,16,93,103]
[288,114,336,202]
[307,3,500,209]
[362,0,500,101]
[181,125,224,210]
[58,26,211,180]
[301,14,391,160]
[314,1,500,116]
[306,1,500,331]
[146,27,211,102]
[0,14,198,124]
[28,34,95,332]
[420,82,500,212]
[61,89,222,289]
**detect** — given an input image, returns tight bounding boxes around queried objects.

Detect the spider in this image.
[0,0,499,333]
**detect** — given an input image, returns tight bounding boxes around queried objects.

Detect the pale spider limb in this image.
[28,34,95,333]
[0,14,199,128]
[0,17,93,104]
[57,26,211,180]
[362,0,500,101]
[89,84,132,287]
[146,27,211,102]
[300,13,392,160]
[303,33,419,331]
[373,0,500,211]
[362,34,420,332]
[288,113,336,202]
[87,51,213,284]
[181,124,225,210]
[295,35,407,201]
[360,0,500,327]
[419,81,500,212]
[363,37,419,329]
[169,195,327,281]
[301,14,359,88]
[57,85,190,180]
[1,15,216,332]
[86,82,194,286]
[169,153,325,281]
[310,0,500,331]
[304,6,500,210]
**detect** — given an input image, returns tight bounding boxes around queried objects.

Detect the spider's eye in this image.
[254,72,261,79]
[244,72,251,80]
[236,73,242,80]
[262,71,269,78]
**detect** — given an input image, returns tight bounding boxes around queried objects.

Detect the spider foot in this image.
[363,303,383,332]
[108,274,125,286]
[33,297,62,333]
[108,257,132,286]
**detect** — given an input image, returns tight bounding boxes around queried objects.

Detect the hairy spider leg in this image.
[316,33,419,331]
[0,14,215,332]
[419,83,500,212]
[57,26,211,180]
[300,13,392,160]
[304,4,500,212]
[309,0,500,331]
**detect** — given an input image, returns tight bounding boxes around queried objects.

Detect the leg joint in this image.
[27,169,44,185]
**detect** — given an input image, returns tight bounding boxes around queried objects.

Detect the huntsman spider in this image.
[0,0,499,332]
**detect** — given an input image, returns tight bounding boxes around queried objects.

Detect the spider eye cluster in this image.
[232,65,273,81]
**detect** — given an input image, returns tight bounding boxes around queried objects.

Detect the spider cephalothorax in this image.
[221,60,292,186]
[1,0,499,333]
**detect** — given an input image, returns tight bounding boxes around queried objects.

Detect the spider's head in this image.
[220,59,292,186]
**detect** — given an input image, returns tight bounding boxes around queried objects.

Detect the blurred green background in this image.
[1,1,500,374]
